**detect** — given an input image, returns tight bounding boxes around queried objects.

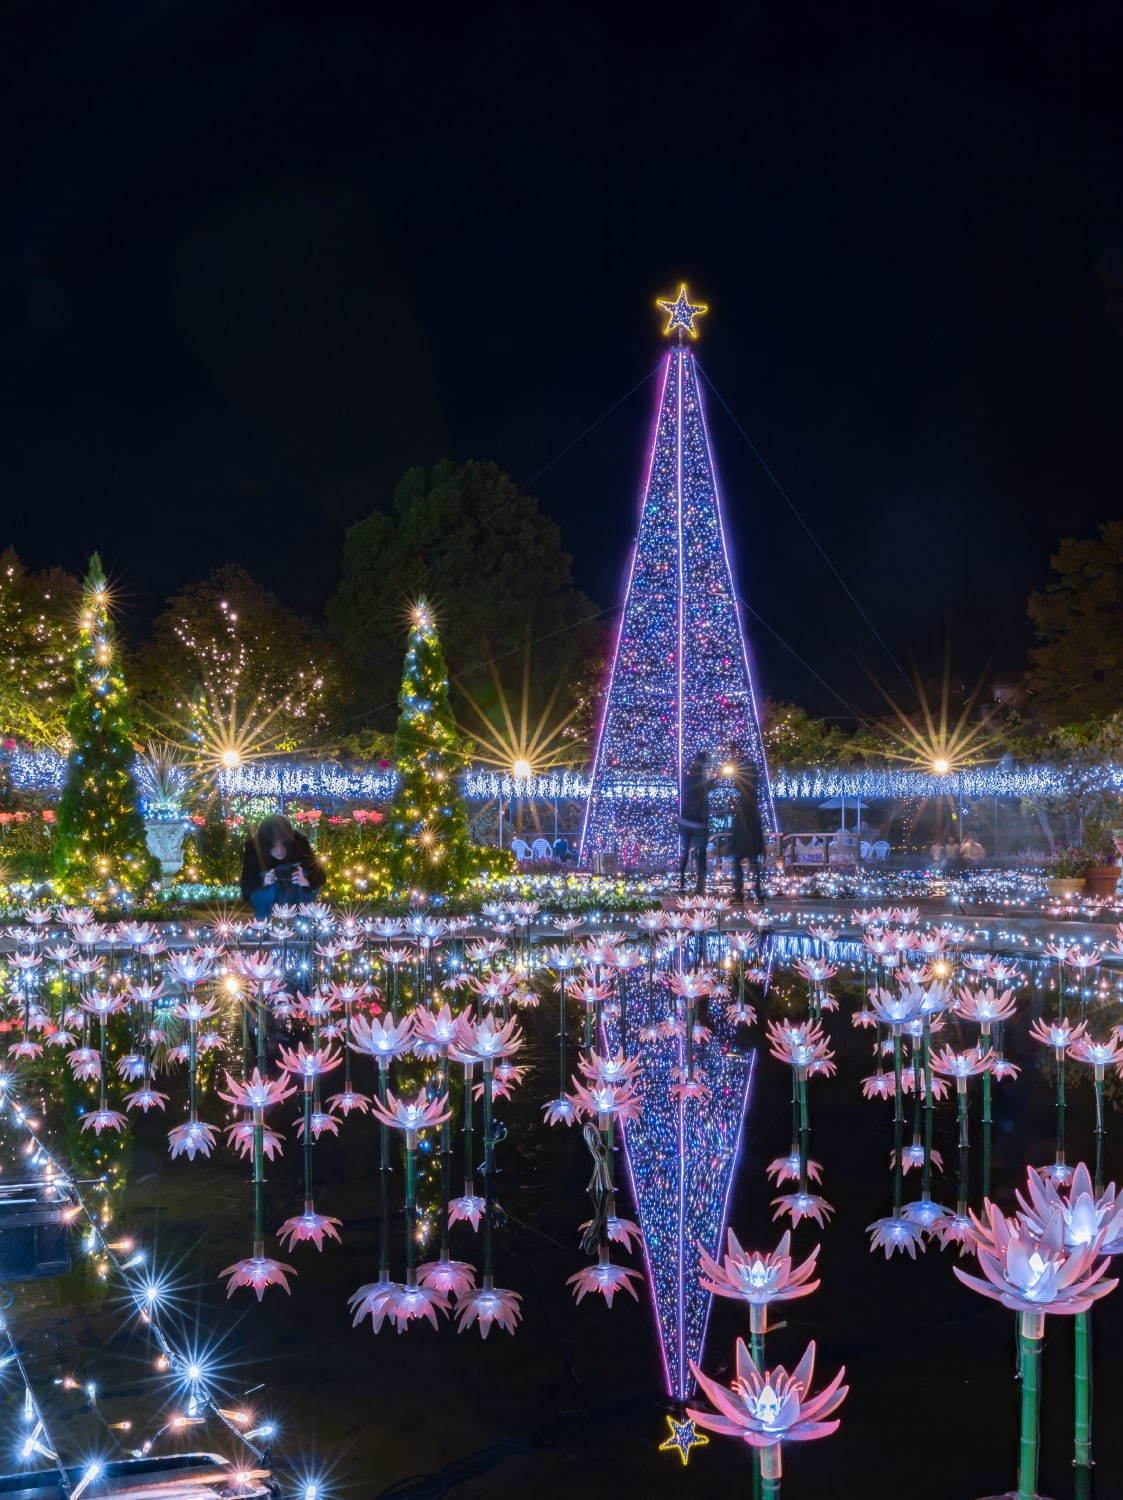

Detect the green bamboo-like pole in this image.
[377,1064,391,1282]
[301,1076,314,1207]
[252,1104,265,1253]
[438,1056,452,1262]
[481,1061,496,1284]
[981,1067,993,1202]
[921,1022,934,1202]
[462,1060,475,1199]
[750,1312,766,1500]
[1094,1069,1105,1195]
[797,1070,809,1197]
[1074,1309,1092,1472]
[892,1033,904,1214]
[1055,1046,1067,1174]
[404,1130,418,1281]
[1016,1314,1042,1500]
[760,1444,782,1500]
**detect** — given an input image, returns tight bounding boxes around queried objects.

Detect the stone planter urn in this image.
[144,816,191,885]
[1045,876,1083,903]
[1083,863,1120,901]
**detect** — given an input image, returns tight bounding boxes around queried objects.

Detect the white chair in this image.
[531,838,551,860]
[510,837,531,860]
[872,840,889,861]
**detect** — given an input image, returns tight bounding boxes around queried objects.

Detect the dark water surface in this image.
[6,941,1122,1500]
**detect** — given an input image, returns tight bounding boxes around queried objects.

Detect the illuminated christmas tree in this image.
[582,287,775,868]
[55,556,154,898]
[386,600,472,894]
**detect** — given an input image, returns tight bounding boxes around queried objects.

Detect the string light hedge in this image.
[386,601,474,896]
[54,555,155,900]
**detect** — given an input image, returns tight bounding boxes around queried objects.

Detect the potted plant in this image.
[1080,824,1120,901]
[1045,848,1088,902]
[136,740,194,885]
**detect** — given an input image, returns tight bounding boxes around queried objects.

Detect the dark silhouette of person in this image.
[730,759,765,902]
[678,750,712,895]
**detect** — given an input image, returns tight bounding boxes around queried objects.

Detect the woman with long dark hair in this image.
[240,814,326,920]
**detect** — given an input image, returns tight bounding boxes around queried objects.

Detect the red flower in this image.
[41,809,56,823]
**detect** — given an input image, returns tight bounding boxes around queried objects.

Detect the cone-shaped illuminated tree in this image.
[55,555,154,898]
[581,287,774,868]
[386,600,472,894]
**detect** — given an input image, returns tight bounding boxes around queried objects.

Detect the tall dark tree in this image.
[329,460,601,731]
[135,564,345,750]
[0,549,80,746]
[1028,521,1123,725]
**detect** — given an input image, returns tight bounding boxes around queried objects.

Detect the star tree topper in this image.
[656,283,708,338]
[658,1412,709,1465]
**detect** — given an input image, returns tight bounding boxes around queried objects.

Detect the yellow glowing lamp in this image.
[932,757,951,775]
[512,758,532,780]
[221,749,242,769]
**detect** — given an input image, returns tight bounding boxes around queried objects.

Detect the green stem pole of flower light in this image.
[481,1061,495,1285]
[98,1015,108,1114]
[252,1105,265,1251]
[760,1445,781,1500]
[377,1064,390,1282]
[187,1020,197,1122]
[921,1023,934,1202]
[1016,1313,1042,1500]
[438,1056,451,1262]
[892,1033,904,1214]
[302,1077,313,1207]
[1056,1047,1067,1172]
[956,1077,969,1212]
[557,979,568,1098]
[750,1308,766,1500]
[797,1070,809,1198]
[981,1042,993,1202]
[1074,1309,1092,1474]
[462,1060,475,1200]
[404,1130,418,1281]
[1094,1069,1105,1196]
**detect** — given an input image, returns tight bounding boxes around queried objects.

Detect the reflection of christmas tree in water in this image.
[582,289,774,868]
[604,947,755,1453]
[54,555,153,899]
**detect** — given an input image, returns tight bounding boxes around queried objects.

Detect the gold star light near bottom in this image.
[658,1412,709,1465]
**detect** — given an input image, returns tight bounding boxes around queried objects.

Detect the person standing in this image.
[678,750,712,895]
[730,759,765,902]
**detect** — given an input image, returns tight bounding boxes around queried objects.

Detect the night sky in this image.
[5,1,1123,718]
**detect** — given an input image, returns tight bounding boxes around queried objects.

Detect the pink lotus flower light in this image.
[767,1153,822,1186]
[448,1194,487,1231]
[124,1086,169,1113]
[867,1215,927,1259]
[369,1088,452,1137]
[385,1282,449,1331]
[348,1279,398,1332]
[687,1339,847,1476]
[1016,1163,1123,1255]
[1028,1016,1087,1053]
[867,987,924,1030]
[771,1193,835,1228]
[218,1068,296,1111]
[699,1229,820,1313]
[1070,1033,1123,1078]
[225,1119,284,1160]
[221,1254,296,1300]
[276,1206,343,1252]
[80,1109,128,1135]
[453,1013,524,1065]
[418,1258,477,1298]
[294,1110,339,1141]
[454,1282,523,1337]
[277,1043,342,1079]
[578,1047,643,1086]
[327,1088,370,1116]
[568,1078,642,1124]
[350,1011,415,1065]
[930,1044,995,1083]
[955,985,1017,1028]
[411,1003,460,1059]
[168,1121,217,1160]
[542,1096,579,1127]
[766,1019,835,1076]
[8,1041,43,1061]
[954,1203,1117,1317]
[578,1215,642,1252]
[567,1259,643,1307]
[115,1053,147,1081]
[67,1047,102,1081]
[670,1076,712,1104]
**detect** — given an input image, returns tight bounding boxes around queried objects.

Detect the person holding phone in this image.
[240,814,326,920]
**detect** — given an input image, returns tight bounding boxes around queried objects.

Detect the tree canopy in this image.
[0,549,80,746]
[328,460,603,737]
[1028,521,1123,725]
[135,564,345,750]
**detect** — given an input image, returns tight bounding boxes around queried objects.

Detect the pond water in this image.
[2,920,1121,1500]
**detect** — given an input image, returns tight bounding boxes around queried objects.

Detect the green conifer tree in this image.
[386,601,471,894]
[55,556,153,898]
